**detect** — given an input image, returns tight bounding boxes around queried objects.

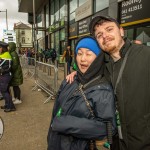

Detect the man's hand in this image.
[66,71,77,84]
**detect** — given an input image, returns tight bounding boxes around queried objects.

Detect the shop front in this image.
[119,0,150,46]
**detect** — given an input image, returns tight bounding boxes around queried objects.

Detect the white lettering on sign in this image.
[122,0,142,7]
[121,4,142,15]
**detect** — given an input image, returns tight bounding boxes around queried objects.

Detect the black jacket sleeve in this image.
[52,87,116,140]
[52,115,107,140]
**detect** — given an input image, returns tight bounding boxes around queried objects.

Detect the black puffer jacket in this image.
[47,76,116,150]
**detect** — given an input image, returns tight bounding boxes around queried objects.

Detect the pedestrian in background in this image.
[47,36,116,150]
[8,42,23,104]
[50,48,57,64]
[62,46,73,74]
[0,41,16,112]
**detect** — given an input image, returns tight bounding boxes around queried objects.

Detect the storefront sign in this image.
[75,0,93,22]
[120,0,150,26]
[69,23,78,39]
[78,17,91,36]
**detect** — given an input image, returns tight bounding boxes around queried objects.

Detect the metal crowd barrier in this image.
[33,61,58,103]
[20,56,59,104]
[20,55,35,78]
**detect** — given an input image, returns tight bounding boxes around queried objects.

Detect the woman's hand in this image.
[66,71,77,84]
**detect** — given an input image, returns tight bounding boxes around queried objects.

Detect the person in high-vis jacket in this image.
[0,41,16,112]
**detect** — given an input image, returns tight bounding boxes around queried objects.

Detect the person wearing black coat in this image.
[47,36,116,150]
[89,15,150,150]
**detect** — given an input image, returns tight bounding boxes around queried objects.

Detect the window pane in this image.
[136,26,150,46]
[46,4,49,28]
[124,29,134,41]
[70,0,77,13]
[60,29,65,41]
[60,0,65,8]
[51,33,54,48]
[36,13,42,27]
[50,2,54,25]
[95,0,109,12]
[79,0,88,6]
[55,0,59,27]
[55,31,60,53]
[70,12,75,21]
[60,0,66,26]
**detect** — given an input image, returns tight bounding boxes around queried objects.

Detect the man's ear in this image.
[120,27,124,37]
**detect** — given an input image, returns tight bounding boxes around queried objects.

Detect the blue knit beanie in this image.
[75,37,101,56]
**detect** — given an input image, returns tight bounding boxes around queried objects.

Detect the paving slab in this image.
[0,77,54,150]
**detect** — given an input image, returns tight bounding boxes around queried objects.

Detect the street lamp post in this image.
[0,9,8,30]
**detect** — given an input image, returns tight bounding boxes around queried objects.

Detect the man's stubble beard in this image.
[101,37,123,55]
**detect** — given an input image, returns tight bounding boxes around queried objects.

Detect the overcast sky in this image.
[0,0,28,40]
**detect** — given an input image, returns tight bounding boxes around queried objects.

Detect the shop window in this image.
[50,33,54,49]
[124,29,134,41]
[136,26,150,46]
[70,0,77,13]
[79,0,88,6]
[60,0,66,26]
[55,0,60,27]
[60,29,65,41]
[54,31,60,54]
[94,0,109,13]
[46,4,49,28]
[36,13,42,27]
[70,12,75,22]
[50,2,54,25]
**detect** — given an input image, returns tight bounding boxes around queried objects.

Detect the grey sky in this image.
[0,0,28,40]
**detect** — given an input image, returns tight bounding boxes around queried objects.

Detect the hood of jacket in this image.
[8,42,16,53]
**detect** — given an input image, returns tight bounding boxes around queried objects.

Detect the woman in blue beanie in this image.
[47,36,116,150]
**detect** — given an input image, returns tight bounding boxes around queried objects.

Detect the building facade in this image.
[14,22,33,52]
[18,0,150,61]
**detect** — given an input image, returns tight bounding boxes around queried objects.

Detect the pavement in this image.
[0,77,54,150]
[0,72,107,150]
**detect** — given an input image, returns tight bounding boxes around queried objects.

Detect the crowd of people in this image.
[36,48,57,63]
